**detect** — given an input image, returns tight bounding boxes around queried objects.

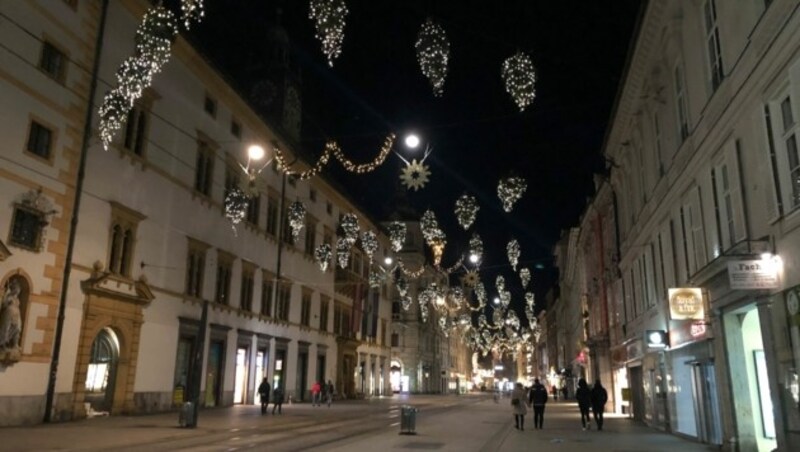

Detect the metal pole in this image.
[43,0,109,423]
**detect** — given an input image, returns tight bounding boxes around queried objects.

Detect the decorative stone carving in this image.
[0,239,11,261]
[0,280,22,363]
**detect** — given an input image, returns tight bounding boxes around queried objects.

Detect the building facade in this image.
[0,0,392,425]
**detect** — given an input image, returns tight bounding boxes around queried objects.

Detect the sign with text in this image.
[728,260,779,290]
[668,288,705,320]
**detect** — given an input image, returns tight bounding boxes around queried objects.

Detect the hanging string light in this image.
[502,51,536,112]
[454,194,479,230]
[520,268,531,289]
[398,259,426,279]
[180,0,204,29]
[315,244,332,272]
[224,187,249,231]
[336,237,351,268]
[387,221,407,252]
[309,0,349,67]
[360,230,379,262]
[507,239,520,271]
[415,18,450,97]
[340,213,359,245]
[288,201,306,243]
[497,176,527,212]
[273,135,395,180]
[420,301,429,323]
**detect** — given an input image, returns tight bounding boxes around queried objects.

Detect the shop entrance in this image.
[233,347,249,404]
[689,362,721,444]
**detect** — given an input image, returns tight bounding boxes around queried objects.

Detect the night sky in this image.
[187,0,641,315]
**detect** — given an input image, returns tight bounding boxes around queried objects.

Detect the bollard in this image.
[399,405,418,435]
[178,401,195,428]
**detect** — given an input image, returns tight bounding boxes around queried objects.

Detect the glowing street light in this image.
[248,144,266,161]
[384,256,394,266]
[493,297,500,305]
[404,134,420,149]
[469,253,480,264]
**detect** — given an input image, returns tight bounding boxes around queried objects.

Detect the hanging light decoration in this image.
[224,187,249,229]
[420,210,443,245]
[454,194,479,230]
[401,294,413,311]
[469,233,483,263]
[309,0,349,67]
[420,301,429,323]
[288,201,306,243]
[525,292,535,308]
[369,270,383,289]
[360,230,378,262]
[501,51,536,112]
[314,244,332,272]
[474,282,487,308]
[387,221,406,252]
[449,286,465,307]
[395,275,409,297]
[180,0,204,29]
[439,317,449,335]
[336,237,351,269]
[496,275,506,293]
[507,238,520,271]
[500,290,511,308]
[497,176,527,212]
[339,213,359,245]
[463,270,479,288]
[520,268,531,289]
[415,18,450,97]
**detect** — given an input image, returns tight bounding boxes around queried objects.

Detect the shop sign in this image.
[669,319,710,348]
[668,288,705,320]
[645,330,669,349]
[728,259,779,290]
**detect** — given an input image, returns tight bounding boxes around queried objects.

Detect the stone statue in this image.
[0,280,22,355]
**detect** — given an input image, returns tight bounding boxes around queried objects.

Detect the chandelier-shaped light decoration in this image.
[401,294,413,311]
[418,283,437,307]
[369,270,383,289]
[458,313,471,328]
[525,292,535,309]
[520,268,531,289]
[288,201,306,243]
[439,317,449,336]
[454,194,479,230]
[387,221,407,252]
[180,0,204,29]
[501,51,536,112]
[336,237,351,269]
[469,233,483,263]
[309,0,349,67]
[135,7,178,74]
[499,290,511,308]
[415,18,450,97]
[360,230,378,262]
[420,301,429,323]
[224,187,249,228]
[395,275,409,297]
[99,89,132,150]
[506,239,520,271]
[496,275,506,293]
[474,281,487,307]
[314,243,332,272]
[497,176,527,212]
[507,310,521,330]
[420,210,443,245]
[450,286,465,307]
[340,213,359,245]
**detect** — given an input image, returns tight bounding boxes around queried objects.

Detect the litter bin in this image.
[179,401,195,428]
[400,405,417,435]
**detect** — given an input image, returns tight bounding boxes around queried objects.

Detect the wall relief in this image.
[0,279,22,364]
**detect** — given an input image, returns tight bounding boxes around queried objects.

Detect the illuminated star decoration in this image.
[309,0,349,67]
[314,244,332,272]
[387,221,407,252]
[497,176,527,212]
[180,0,204,30]
[454,194,479,230]
[399,159,431,191]
[360,230,378,263]
[99,6,177,150]
[519,268,531,289]
[463,270,479,288]
[288,201,306,243]
[507,239,520,271]
[501,51,536,112]
[224,187,248,233]
[415,18,450,97]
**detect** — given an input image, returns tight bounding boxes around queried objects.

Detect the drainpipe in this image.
[44,0,109,423]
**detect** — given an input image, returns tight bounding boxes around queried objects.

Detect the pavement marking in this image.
[390,422,400,427]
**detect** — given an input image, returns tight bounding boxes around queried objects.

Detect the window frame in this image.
[204,93,218,118]
[185,237,209,298]
[107,202,145,278]
[193,136,216,198]
[703,0,724,92]
[214,250,234,305]
[8,204,46,251]
[39,39,67,83]
[24,116,56,163]
[240,261,256,312]
[674,62,690,143]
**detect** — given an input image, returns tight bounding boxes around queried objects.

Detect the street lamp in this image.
[468,253,480,264]
[384,256,393,266]
[404,134,420,149]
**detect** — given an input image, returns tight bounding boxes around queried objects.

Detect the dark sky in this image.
[188,0,641,314]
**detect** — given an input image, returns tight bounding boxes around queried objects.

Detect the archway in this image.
[84,328,120,413]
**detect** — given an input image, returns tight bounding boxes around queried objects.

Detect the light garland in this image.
[360,230,378,262]
[507,239,520,271]
[224,187,249,229]
[315,244,332,272]
[309,0,349,67]
[454,194,479,230]
[336,237,351,269]
[340,213,359,246]
[469,233,483,263]
[419,300,429,323]
[387,221,406,252]
[497,176,527,212]
[439,317,449,335]
[288,201,306,243]
[502,51,536,112]
[520,268,531,289]
[398,260,426,279]
[415,18,450,97]
[180,0,204,30]
[272,135,395,180]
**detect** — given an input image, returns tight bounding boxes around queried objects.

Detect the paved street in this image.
[0,394,716,451]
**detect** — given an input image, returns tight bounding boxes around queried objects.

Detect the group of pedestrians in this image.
[311,380,334,407]
[257,377,284,415]
[509,378,608,431]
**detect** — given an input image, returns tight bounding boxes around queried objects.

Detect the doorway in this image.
[233,346,249,404]
[84,328,120,413]
[629,366,645,421]
[297,351,308,401]
[690,362,722,444]
[205,340,224,407]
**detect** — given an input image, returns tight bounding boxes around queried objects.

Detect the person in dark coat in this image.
[591,379,609,430]
[528,378,548,429]
[575,378,592,430]
[257,377,270,415]
[272,386,284,414]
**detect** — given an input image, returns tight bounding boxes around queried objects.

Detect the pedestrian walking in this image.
[561,385,568,400]
[528,378,548,429]
[326,380,334,407]
[272,387,284,414]
[311,381,322,407]
[510,382,528,431]
[576,378,592,430]
[591,379,609,431]
[551,385,558,401]
[258,377,270,415]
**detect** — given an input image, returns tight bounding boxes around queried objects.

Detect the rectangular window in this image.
[333,304,343,335]
[215,252,233,305]
[282,207,293,244]
[276,280,291,321]
[653,111,664,176]
[107,203,144,277]
[703,0,724,91]
[230,119,241,138]
[301,291,311,326]
[39,41,66,82]
[391,332,399,347]
[26,121,53,160]
[224,166,238,200]
[319,296,329,332]
[304,219,317,255]
[381,319,387,346]
[780,95,800,207]
[246,193,260,226]
[266,196,279,236]
[326,202,333,215]
[185,238,208,298]
[261,272,274,317]
[194,142,214,197]
[9,206,44,251]
[240,263,255,312]
[204,94,217,118]
[675,63,689,142]
[123,104,149,156]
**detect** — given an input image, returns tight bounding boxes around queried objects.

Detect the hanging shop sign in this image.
[728,259,779,290]
[669,319,710,348]
[668,288,705,320]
